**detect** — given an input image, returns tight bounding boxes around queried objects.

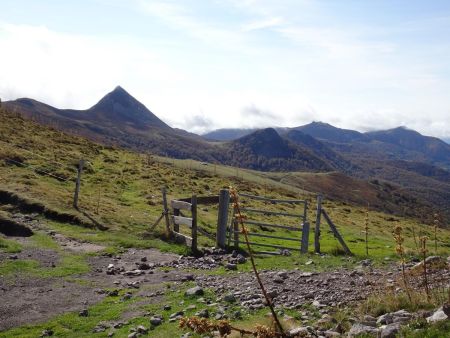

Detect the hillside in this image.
[365,127,450,167]
[4,87,220,162]
[284,129,355,172]
[225,128,332,172]
[1,107,450,337]
[4,90,450,223]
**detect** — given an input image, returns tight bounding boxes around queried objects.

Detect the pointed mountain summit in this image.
[88,86,170,130]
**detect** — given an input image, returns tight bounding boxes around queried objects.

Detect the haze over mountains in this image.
[3,86,450,222]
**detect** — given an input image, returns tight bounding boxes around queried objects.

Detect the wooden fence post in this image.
[233,204,239,249]
[301,222,310,253]
[191,195,198,252]
[173,208,180,233]
[73,159,84,209]
[216,189,230,249]
[161,188,171,237]
[314,195,322,253]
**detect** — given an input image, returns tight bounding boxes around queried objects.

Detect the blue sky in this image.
[1,0,450,138]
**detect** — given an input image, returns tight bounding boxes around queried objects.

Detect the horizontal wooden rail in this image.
[253,250,285,255]
[172,215,193,227]
[235,240,301,251]
[240,193,306,204]
[171,200,192,210]
[232,231,299,242]
[243,220,302,231]
[240,207,302,218]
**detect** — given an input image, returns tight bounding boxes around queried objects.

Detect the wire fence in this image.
[0,141,160,229]
[1,155,74,182]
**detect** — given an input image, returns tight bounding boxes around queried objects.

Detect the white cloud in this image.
[276,26,396,59]
[242,17,284,32]
[0,22,185,109]
[137,0,246,51]
[1,0,450,140]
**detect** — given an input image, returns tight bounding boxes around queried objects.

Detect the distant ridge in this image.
[284,129,354,172]
[294,121,368,143]
[226,128,332,172]
[365,127,450,164]
[204,123,450,168]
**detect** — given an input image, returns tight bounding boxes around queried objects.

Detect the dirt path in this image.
[0,276,103,330]
[0,240,190,331]
[52,232,106,253]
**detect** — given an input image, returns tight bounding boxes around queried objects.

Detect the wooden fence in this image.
[156,189,351,255]
[227,193,310,254]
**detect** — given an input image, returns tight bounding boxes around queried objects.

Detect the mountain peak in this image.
[310,121,333,127]
[102,86,135,104]
[113,85,125,91]
[110,85,128,96]
[89,87,170,130]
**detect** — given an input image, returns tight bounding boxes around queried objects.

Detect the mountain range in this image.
[3,86,450,222]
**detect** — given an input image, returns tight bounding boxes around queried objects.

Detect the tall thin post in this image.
[161,188,171,237]
[301,222,310,253]
[314,195,322,253]
[73,159,84,209]
[173,208,180,233]
[233,204,239,249]
[303,199,308,224]
[216,189,230,249]
[191,195,198,252]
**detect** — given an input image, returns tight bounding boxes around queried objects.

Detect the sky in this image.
[1,0,450,139]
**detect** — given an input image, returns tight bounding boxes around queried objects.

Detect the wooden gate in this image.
[227,193,310,254]
[158,188,228,252]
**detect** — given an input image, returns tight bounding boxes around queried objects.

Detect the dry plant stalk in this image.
[405,207,419,250]
[392,225,412,302]
[230,187,285,336]
[179,188,286,338]
[419,236,430,300]
[364,204,369,256]
[411,224,419,250]
[433,213,439,254]
[179,317,282,338]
